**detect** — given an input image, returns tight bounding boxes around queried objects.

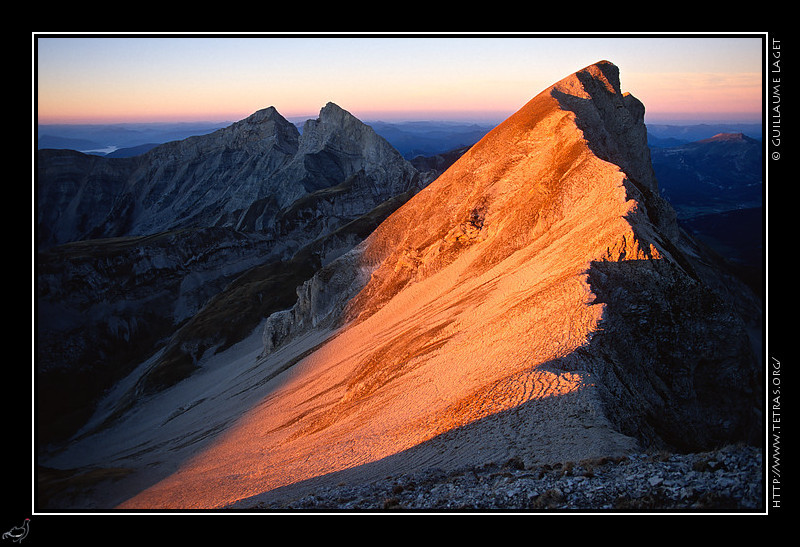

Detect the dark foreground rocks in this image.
[240,444,763,512]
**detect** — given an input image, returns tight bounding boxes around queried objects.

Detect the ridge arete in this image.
[113,61,760,510]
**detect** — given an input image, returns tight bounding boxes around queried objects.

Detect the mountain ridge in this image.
[61,60,760,510]
[37,102,424,249]
[36,102,436,445]
[699,131,753,143]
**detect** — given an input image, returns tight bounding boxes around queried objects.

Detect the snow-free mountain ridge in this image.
[37,61,762,511]
[37,102,436,444]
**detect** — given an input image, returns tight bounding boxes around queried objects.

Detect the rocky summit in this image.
[37,103,424,249]
[37,61,763,512]
[36,102,432,444]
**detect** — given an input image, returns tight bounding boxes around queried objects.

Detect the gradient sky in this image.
[34,33,765,125]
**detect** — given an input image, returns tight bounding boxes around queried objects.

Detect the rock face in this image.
[37,103,421,251]
[36,103,425,443]
[106,61,760,510]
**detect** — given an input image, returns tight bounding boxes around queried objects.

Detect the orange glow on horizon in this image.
[36,65,761,126]
[36,103,520,126]
[36,35,763,127]
[625,71,762,123]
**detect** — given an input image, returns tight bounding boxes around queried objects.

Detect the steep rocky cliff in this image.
[37,103,422,250]
[92,61,761,510]
[36,103,427,443]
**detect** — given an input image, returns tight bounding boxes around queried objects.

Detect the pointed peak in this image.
[253,105,279,117]
[583,59,619,78]
[225,106,293,132]
[242,106,289,125]
[533,60,661,195]
[321,101,346,113]
[318,102,361,125]
[213,106,299,150]
[551,60,622,100]
[301,102,375,144]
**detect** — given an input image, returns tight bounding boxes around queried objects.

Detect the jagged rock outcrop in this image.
[107,61,760,510]
[36,107,297,249]
[37,103,421,251]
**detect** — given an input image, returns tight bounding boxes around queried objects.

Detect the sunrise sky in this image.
[34,33,765,125]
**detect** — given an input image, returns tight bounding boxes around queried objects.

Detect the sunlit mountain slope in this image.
[53,61,760,510]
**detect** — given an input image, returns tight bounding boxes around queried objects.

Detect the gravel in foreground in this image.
[249,444,764,513]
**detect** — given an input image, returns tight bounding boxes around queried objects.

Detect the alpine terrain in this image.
[36,61,762,511]
[36,103,433,445]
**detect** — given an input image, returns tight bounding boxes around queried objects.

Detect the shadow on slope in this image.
[231,253,762,510]
[578,258,762,451]
[36,252,762,511]
[229,252,764,509]
[227,381,637,509]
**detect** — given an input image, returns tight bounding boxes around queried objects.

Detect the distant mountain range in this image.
[38,119,497,160]
[36,114,764,288]
[38,118,762,158]
[648,131,763,292]
[646,122,762,148]
[650,132,762,216]
[36,121,230,155]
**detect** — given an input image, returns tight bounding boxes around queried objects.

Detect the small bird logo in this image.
[2,519,29,543]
